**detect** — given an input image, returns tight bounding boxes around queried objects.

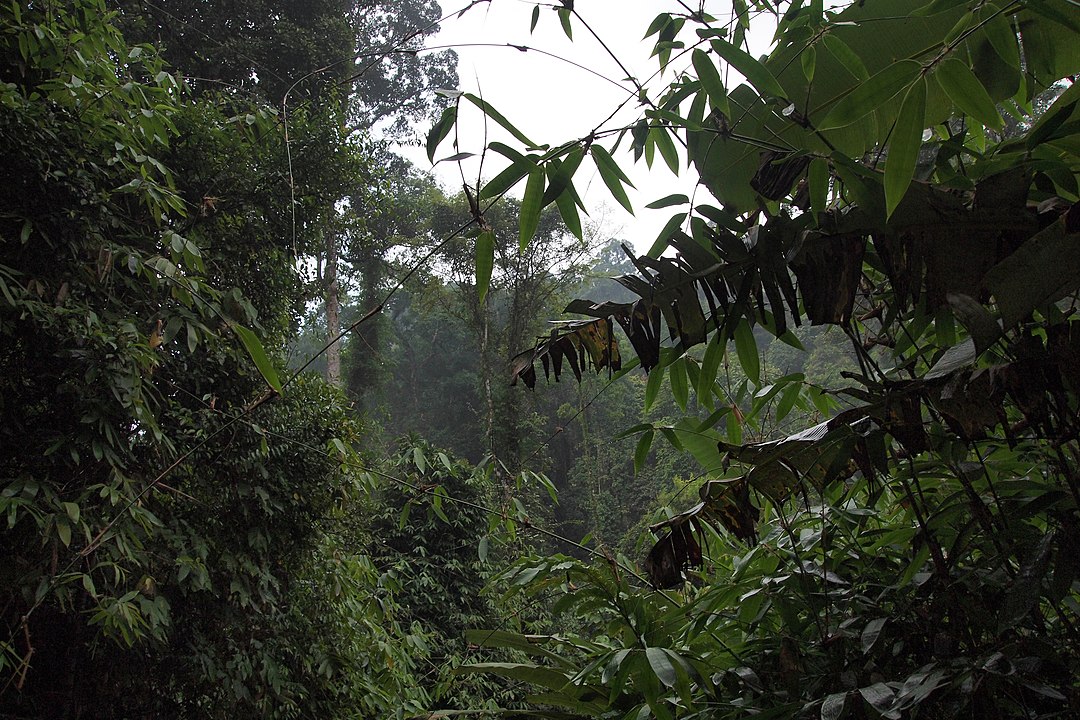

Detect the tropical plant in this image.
[434,0,1080,716]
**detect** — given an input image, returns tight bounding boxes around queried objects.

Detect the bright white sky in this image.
[396,0,718,253]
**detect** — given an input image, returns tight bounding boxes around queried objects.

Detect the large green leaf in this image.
[519,167,545,251]
[933,57,1003,131]
[590,145,635,214]
[709,38,786,99]
[884,77,926,219]
[816,60,921,130]
[425,105,456,163]
[232,324,282,394]
[464,93,539,148]
[475,229,495,304]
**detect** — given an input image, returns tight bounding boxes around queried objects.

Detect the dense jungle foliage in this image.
[2,0,1079,718]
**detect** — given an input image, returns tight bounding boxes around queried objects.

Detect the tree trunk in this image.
[325,230,342,388]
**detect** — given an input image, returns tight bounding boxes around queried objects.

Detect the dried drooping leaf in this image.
[698,476,760,543]
[981,213,1080,329]
[751,151,811,201]
[717,411,870,501]
[644,514,704,589]
[510,318,621,388]
[876,389,928,455]
[928,368,1003,440]
[791,233,865,324]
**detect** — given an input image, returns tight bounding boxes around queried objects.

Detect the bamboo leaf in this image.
[934,57,1004,131]
[476,229,495,303]
[647,212,687,258]
[709,38,787,99]
[801,44,816,83]
[821,34,869,82]
[817,60,919,130]
[519,167,545,251]
[232,324,282,393]
[669,356,689,410]
[884,77,926,219]
[645,365,665,412]
[557,8,573,39]
[692,49,730,114]
[590,145,635,214]
[646,194,689,209]
[426,105,457,164]
[463,93,538,148]
[650,126,680,174]
[555,190,583,239]
[634,429,654,473]
[530,4,540,33]
[479,155,535,201]
[697,334,724,403]
[733,318,760,386]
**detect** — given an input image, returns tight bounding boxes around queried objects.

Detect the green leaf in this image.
[57,519,71,547]
[232,324,282,394]
[861,618,887,653]
[62,501,80,524]
[980,4,1019,68]
[530,4,540,33]
[645,365,665,412]
[478,536,489,562]
[647,212,687,258]
[821,692,847,720]
[669,357,689,410]
[934,57,1003,131]
[426,105,457,164]
[463,93,538,148]
[557,8,573,39]
[634,429,654,473]
[479,156,534,201]
[650,126,680,174]
[697,334,724,403]
[555,190,583,239]
[475,229,495,304]
[519,167,545,251]
[541,146,585,206]
[821,34,869,82]
[733,318,760,386]
[645,647,678,688]
[709,38,787,99]
[692,49,730,114]
[817,59,920,130]
[590,145,635,215]
[801,44,816,83]
[775,382,801,422]
[884,77,926,219]
[646,193,689,209]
